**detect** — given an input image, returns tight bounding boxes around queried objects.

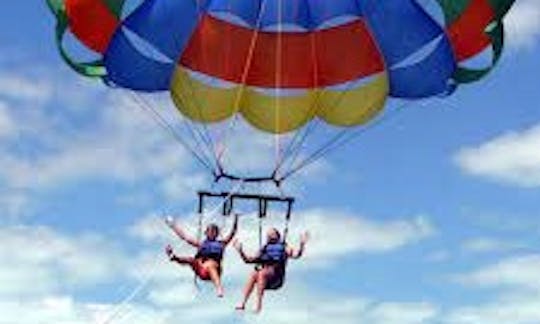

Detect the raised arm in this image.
[165,217,200,248]
[234,239,260,264]
[288,232,309,260]
[222,214,239,245]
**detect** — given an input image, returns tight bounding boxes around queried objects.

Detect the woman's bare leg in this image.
[165,245,195,266]
[255,268,272,313]
[236,271,258,310]
[204,260,224,297]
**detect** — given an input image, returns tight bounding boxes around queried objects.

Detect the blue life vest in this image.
[259,242,287,265]
[196,240,224,262]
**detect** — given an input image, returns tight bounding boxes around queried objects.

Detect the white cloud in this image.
[445,292,540,324]
[505,0,540,49]
[461,237,524,254]
[0,63,333,219]
[286,210,435,268]
[0,205,437,324]
[161,172,207,202]
[425,250,451,263]
[0,70,203,217]
[0,215,439,324]
[453,254,540,292]
[444,254,540,323]
[0,291,440,324]
[0,95,191,190]
[0,101,15,138]
[0,225,127,297]
[0,73,53,103]
[0,189,30,219]
[454,124,540,187]
[129,208,436,280]
[364,301,439,324]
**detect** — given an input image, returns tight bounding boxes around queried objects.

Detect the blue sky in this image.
[1,1,540,323]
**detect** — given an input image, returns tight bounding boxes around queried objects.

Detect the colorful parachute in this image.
[47,0,516,180]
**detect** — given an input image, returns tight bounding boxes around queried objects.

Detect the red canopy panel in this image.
[446,0,496,61]
[180,15,385,88]
[65,0,119,53]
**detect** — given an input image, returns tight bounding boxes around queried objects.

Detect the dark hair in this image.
[206,223,220,235]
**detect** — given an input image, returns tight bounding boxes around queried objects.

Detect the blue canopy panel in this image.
[104,29,173,91]
[390,36,456,98]
[362,0,456,98]
[207,0,263,27]
[104,0,201,91]
[362,0,441,64]
[308,0,362,28]
[207,0,364,30]
[258,0,312,30]
[123,0,201,59]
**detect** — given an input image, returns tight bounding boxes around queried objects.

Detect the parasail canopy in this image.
[47,0,516,182]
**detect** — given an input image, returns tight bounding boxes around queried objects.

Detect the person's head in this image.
[266,228,281,243]
[205,223,220,240]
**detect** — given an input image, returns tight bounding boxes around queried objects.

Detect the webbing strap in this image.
[46,0,107,78]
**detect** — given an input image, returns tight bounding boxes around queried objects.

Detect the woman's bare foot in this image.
[165,244,174,260]
[217,287,224,298]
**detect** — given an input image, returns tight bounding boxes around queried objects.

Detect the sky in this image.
[0,1,540,323]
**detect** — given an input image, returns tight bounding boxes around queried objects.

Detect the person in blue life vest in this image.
[164,214,239,298]
[234,228,309,313]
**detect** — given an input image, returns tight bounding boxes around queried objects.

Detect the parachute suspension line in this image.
[274,115,321,180]
[273,70,362,181]
[169,89,222,172]
[174,2,222,162]
[277,71,395,181]
[194,179,244,290]
[272,0,359,181]
[272,14,359,181]
[99,242,164,324]
[273,0,283,179]
[258,198,265,249]
[215,0,268,168]
[283,201,293,243]
[271,29,323,179]
[171,67,222,172]
[281,100,416,181]
[125,91,215,174]
[280,43,459,180]
[132,91,217,173]
[122,25,220,176]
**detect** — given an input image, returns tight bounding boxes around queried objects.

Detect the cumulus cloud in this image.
[453,254,540,292]
[461,237,524,254]
[445,293,540,324]
[286,210,435,267]
[0,225,127,298]
[127,208,436,284]
[505,0,540,49]
[0,66,203,217]
[0,73,53,103]
[0,62,333,218]
[0,101,16,138]
[454,124,540,187]
[0,94,192,190]
[0,292,440,324]
[0,215,438,324]
[443,254,540,323]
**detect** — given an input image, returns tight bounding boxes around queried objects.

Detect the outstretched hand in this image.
[233,239,243,251]
[300,231,310,245]
[164,216,175,228]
